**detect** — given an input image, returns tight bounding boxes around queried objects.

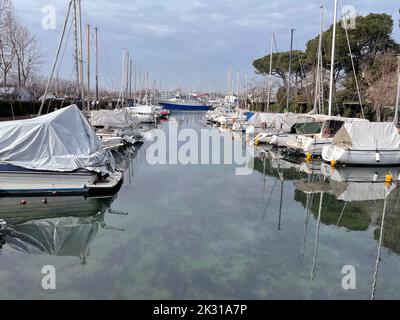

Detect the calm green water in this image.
[1,112,400,300]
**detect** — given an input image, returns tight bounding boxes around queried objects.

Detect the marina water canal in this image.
[1,112,400,300]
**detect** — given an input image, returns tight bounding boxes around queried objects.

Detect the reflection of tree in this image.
[373,187,400,255]
[254,157,303,181]
[294,190,373,232]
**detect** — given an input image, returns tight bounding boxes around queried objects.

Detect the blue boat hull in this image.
[159,102,212,111]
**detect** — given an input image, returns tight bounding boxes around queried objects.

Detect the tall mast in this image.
[119,49,126,109]
[133,64,137,107]
[153,80,156,106]
[38,0,73,116]
[237,70,240,107]
[328,0,338,117]
[267,32,274,113]
[394,56,400,126]
[125,51,130,107]
[146,72,149,105]
[73,0,80,99]
[226,65,229,97]
[314,6,324,114]
[95,27,99,107]
[129,59,133,103]
[86,24,90,110]
[245,72,248,110]
[77,0,84,106]
[286,28,294,112]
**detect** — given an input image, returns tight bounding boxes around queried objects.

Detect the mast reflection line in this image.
[371,198,387,300]
[327,202,348,249]
[310,192,323,281]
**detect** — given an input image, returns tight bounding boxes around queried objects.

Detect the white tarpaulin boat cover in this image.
[273,114,318,132]
[0,105,114,174]
[248,113,288,127]
[333,122,400,150]
[90,108,138,129]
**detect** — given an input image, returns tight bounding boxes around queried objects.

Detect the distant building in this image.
[0,86,35,102]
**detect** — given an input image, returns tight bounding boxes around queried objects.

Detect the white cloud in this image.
[133,23,176,37]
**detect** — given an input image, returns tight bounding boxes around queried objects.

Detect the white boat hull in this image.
[269,134,291,147]
[322,146,400,166]
[286,135,332,156]
[0,171,97,195]
[0,169,123,196]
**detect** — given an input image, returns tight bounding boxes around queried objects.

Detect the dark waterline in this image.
[0,112,400,300]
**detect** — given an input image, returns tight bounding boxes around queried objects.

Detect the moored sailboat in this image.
[322,122,400,166]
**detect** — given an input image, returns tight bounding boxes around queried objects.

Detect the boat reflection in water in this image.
[252,146,400,299]
[295,162,400,299]
[0,195,125,264]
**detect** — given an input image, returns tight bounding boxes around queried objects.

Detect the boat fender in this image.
[373,173,379,182]
[376,152,381,163]
[42,198,48,204]
[20,199,27,205]
[385,174,393,184]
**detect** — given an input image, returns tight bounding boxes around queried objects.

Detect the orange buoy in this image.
[331,160,337,167]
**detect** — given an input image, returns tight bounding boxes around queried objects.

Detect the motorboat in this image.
[286,116,369,156]
[90,108,144,146]
[246,113,289,142]
[159,97,212,111]
[127,104,159,123]
[0,105,123,196]
[267,115,326,148]
[253,114,325,146]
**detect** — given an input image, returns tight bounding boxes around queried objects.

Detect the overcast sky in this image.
[13,0,400,92]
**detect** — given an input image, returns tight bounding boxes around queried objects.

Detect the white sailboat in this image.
[322,122,400,165]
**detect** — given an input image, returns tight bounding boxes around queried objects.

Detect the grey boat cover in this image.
[0,105,114,174]
[90,108,138,129]
[333,122,400,150]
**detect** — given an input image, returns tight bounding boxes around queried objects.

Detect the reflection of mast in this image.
[301,173,314,260]
[310,192,323,280]
[278,167,284,231]
[327,202,348,248]
[371,198,388,300]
